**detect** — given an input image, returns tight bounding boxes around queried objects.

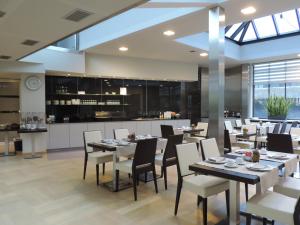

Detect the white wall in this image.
[85,53,198,81]
[21,48,85,74]
[0,61,47,153]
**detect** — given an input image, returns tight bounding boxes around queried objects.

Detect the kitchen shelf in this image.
[47,93,130,96]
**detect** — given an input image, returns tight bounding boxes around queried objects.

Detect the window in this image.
[253,59,300,119]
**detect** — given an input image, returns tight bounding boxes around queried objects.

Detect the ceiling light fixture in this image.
[200,52,208,57]
[297,54,300,57]
[119,46,128,52]
[219,15,225,22]
[241,6,256,15]
[163,30,175,36]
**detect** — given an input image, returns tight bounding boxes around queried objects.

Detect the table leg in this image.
[24,134,42,159]
[229,180,240,225]
[112,152,119,191]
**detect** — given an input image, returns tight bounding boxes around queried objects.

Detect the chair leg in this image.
[102,163,105,175]
[163,166,168,190]
[245,183,249,201]
[160,166,163,178]
[83,155,88,179]
[116,170,119,192]
[263,218,267,225]
[225,190,230,217]
[174,180,182,215]
[152,166,158,194]
[203,198,208,225]
[246,213,252,225]
[144,172,148,182]
[96,164,99,186]
[133,172,138,201]
[197,195,202,207]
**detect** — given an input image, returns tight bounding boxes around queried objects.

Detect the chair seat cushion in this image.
[185,136,206,143]
[246,191,296,225]
[274,177,300,198]
[116,160,133,174]
[183,175,229,198]
[89,151,113,164]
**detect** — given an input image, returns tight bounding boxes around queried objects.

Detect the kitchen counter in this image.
[46,119,190,150]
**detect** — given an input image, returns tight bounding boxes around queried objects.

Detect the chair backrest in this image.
[294,197,300,225]
[160,125,174,138]
[235,119,242,128]
[290,127,300,136]
[176,143,202,177]
[224,129,232,152]
[280,122,288,134]
[133,138,157,169]
[114,128,129,140]
[200,138,221,160]
[273,123,281,134]
[266,133,293,153]
[164,134,184,161]
[224,121,233,133]
[241,124,257,134]
[196,122,208,137]
[83,130,103,153]
[244,118,251,125]
[291,121,298,128]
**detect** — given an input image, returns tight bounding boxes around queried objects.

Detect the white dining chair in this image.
[83,130,113,185]
[174,143,229,225]
[274,177,300,199]
[114,128,129,140]
[199,138,222,159]
[224,121,234,133]
[184,122,208,144]
[244,118,251,125]
[290,127,300,136]
[235,119,242,128]
[246,191,300,225]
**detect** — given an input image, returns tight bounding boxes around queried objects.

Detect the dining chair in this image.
[160,125,174,138]
[115,138,158,201]
[83,130,113,185]
[244,118,251,125]
[273,123,281,134]
[114,128,129,140]
[201,138,250,201]
[184,122,208,145]
[235,119,242,128]
[280,122,288,134]
[175,143,229,225]
[267,133,293,153]
[290,127,300,136]
[155,134,183,190]
[274,177,300,199]
[224,129,242,153]
[246,191,300,225]
[224,121,234,133]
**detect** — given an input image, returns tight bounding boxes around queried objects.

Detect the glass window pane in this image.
[225,22,242,38]
[270,83,285,97]
[274,10,299,34]
[254,16,277,38]
[253,84,268,118]
[243,22,257,42]
[286,82,300,119]
[234,28,243,41]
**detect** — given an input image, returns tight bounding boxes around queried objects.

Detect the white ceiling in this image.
[0,0,147,61]
[86,0,300,67]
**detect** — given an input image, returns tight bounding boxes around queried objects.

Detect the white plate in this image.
[207,157,227,164]
[246,163,273,172]
[224,162,238,168]
[268,154,289,160]
[234,149,247,154]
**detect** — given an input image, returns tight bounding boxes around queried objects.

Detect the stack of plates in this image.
[206,157,227,164]
[246,163,274,172]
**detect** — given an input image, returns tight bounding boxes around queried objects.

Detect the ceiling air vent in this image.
[63,9,93,22]
[0,55,11,60]
[21,39,39,46]
[0,11,6,18]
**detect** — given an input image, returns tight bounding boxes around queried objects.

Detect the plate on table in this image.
[117,141,130,146]
[268,153,289,160]
[206,157,227,164]
[234,149,247,154]
[224,162,238,168]
[246,163,274,172]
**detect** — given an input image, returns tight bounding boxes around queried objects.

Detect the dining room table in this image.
[88,135,167,191]
[189,151,299,225]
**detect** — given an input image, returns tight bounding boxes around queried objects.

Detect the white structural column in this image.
[208,6,225,150]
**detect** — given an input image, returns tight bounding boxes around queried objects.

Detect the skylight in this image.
[226,8,300,44]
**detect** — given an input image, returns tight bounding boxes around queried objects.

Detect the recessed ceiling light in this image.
[200,52,208,57]
[119,46,128,52]
[241,6,256,15]
[219,15,225,22]
[163,30,175,36]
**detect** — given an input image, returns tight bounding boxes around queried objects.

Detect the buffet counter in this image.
[46,119,190,150]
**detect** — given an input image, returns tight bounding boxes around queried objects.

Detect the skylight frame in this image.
[225,8,300,45]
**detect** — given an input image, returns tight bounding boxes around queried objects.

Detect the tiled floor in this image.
[0,149,285,225]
